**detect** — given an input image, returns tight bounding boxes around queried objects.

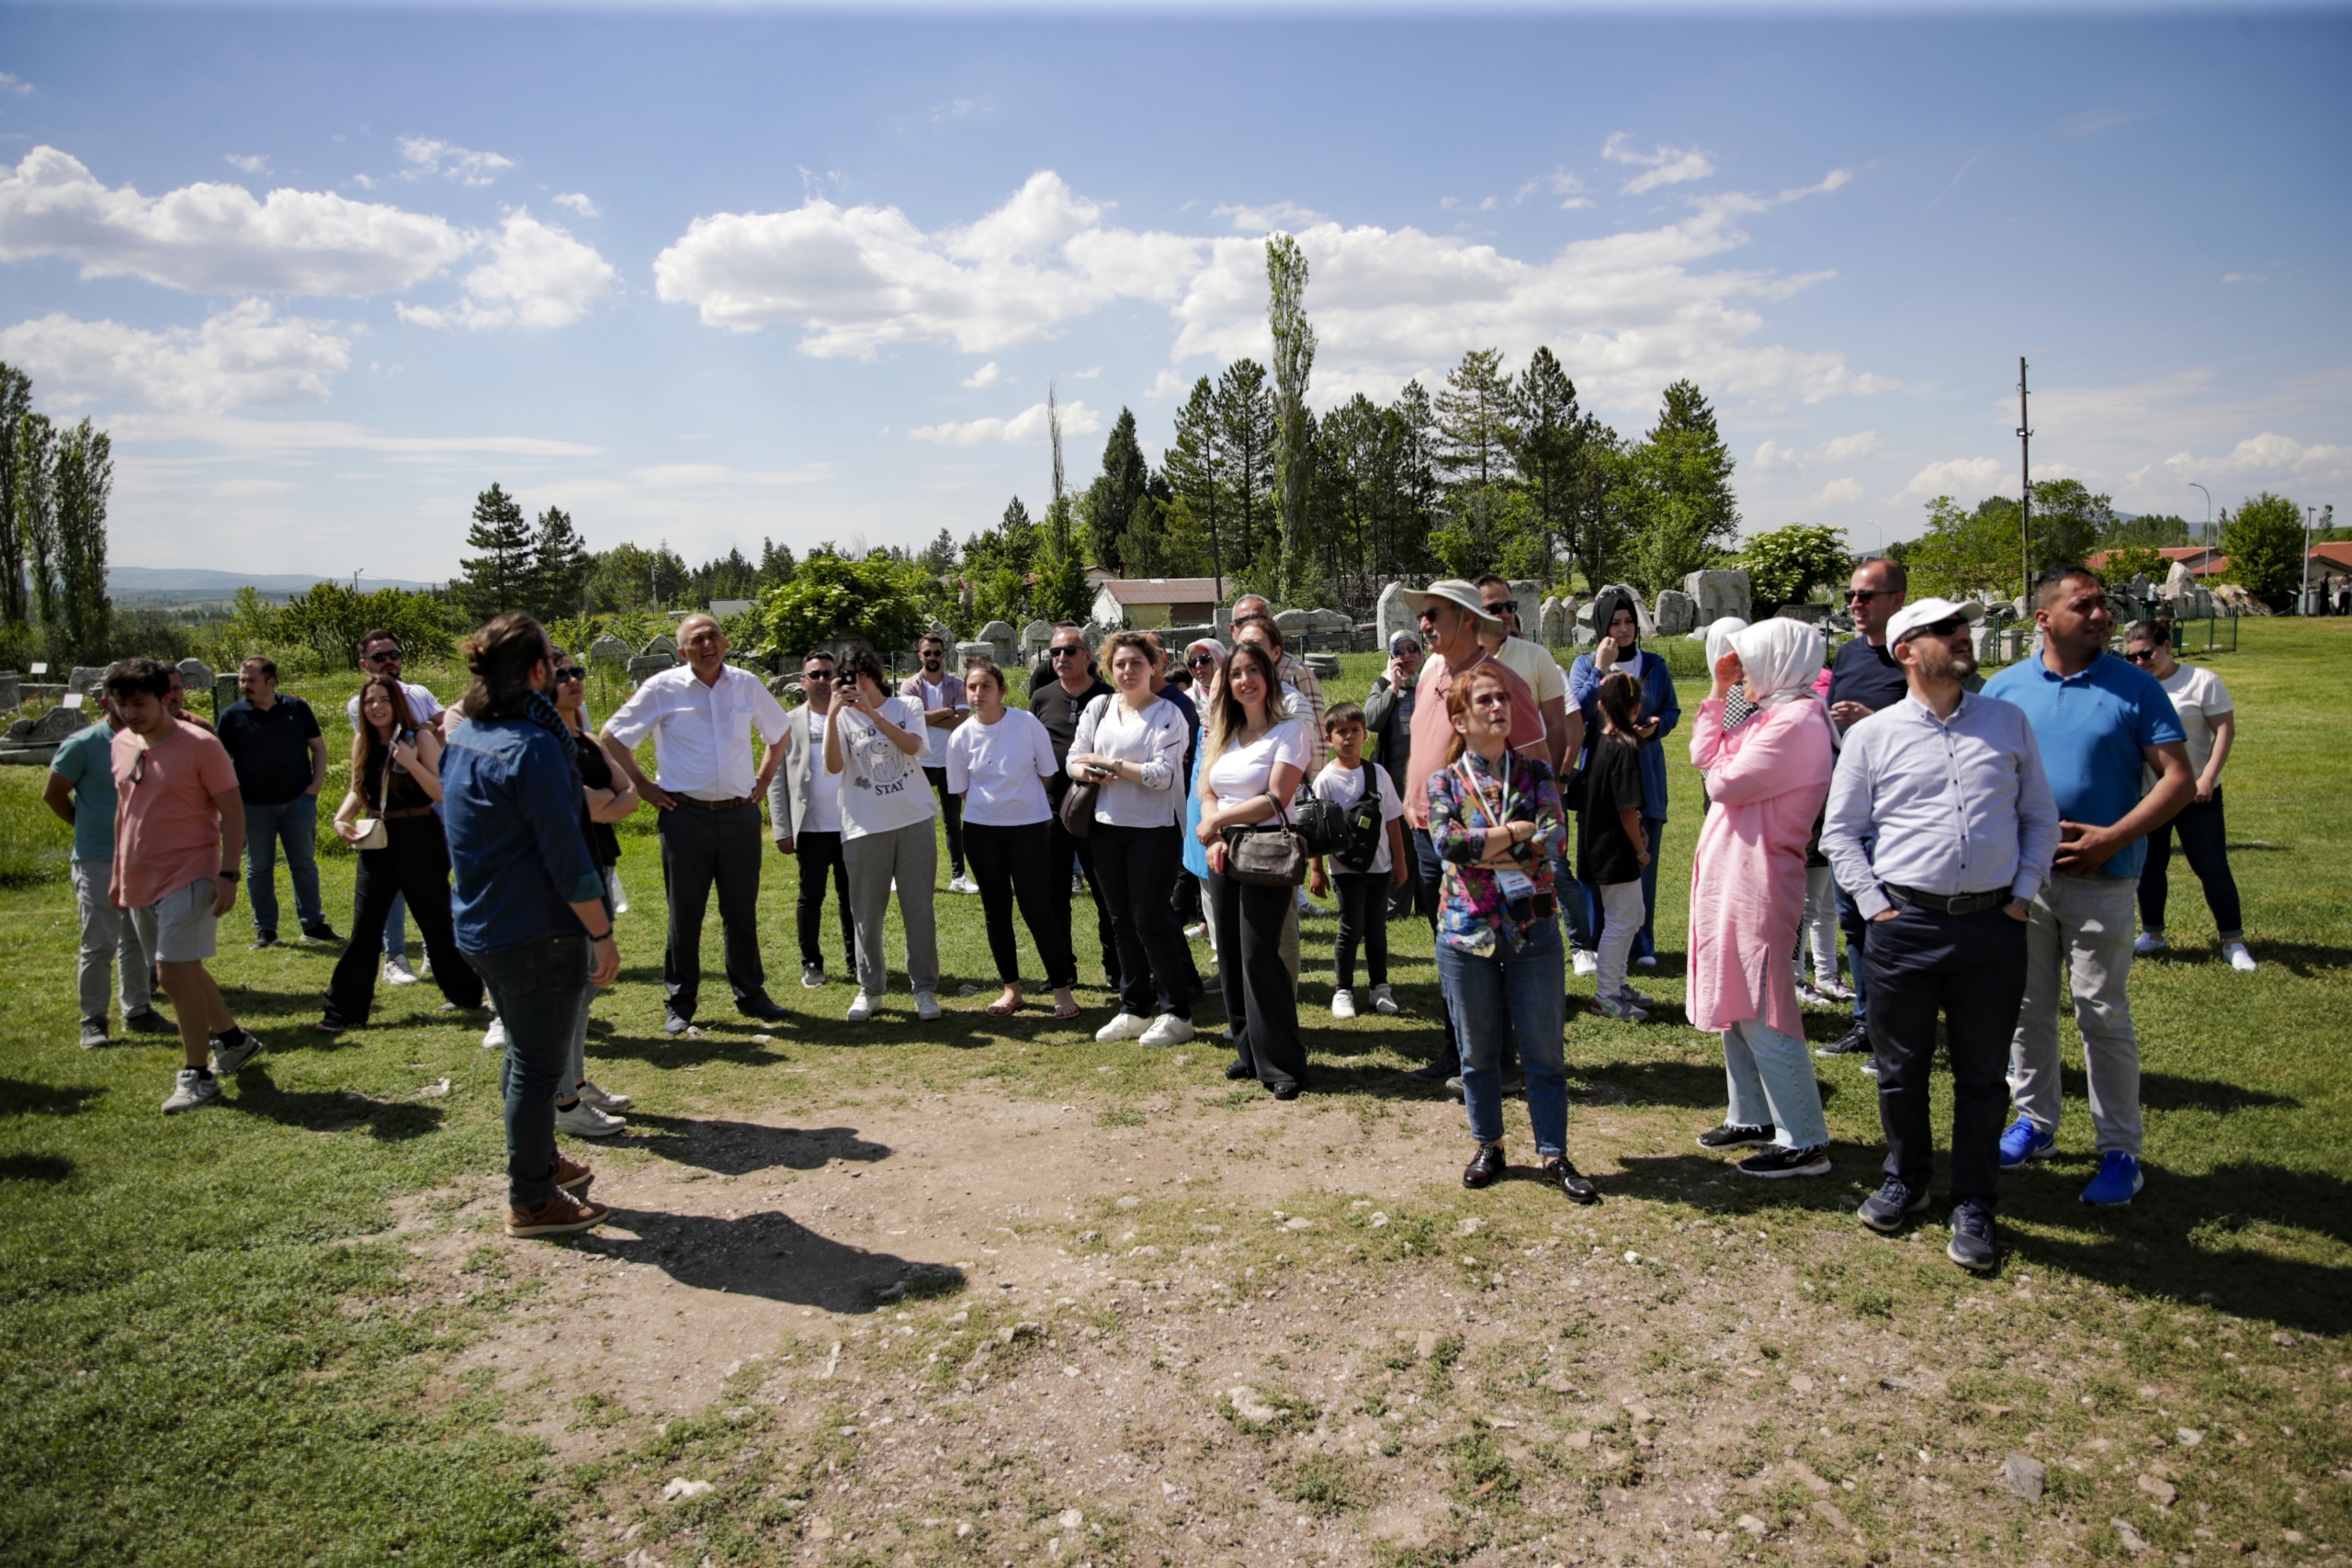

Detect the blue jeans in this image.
[1723,1018,1828,1150]
[465,933,593,1208]
[1436,913,1568,1155]
[243,795,323,935]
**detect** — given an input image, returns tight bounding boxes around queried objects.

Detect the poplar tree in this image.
[51,418,111,662]
[0,365,32,628]
[1265,234,1317,600]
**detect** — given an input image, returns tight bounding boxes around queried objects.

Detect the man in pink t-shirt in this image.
[106,658,264,1115]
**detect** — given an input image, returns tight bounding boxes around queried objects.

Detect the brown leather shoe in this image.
[507,1189,609,1238]
[554,1156,593,1195]
[1462,1143,1506,1190]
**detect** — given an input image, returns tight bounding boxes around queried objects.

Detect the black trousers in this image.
[922,765,967,876]
[1333,870,1391,990]
[1209,868,1306,1092]
[1091,823,1193,1019]
[965,819,1076,988]
[322,817,482,1026]
[794,829,856,976]
[1049,807,1120,990]
[658,799,765,1020]
[2139,790,2244,938]
[1865,898,2030,1205]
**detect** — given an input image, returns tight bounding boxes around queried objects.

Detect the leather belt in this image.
[676,795,753,811]
[379,807,435,820]
[1886,884,2011,916]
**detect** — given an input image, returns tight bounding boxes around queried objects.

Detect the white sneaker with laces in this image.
[481,1015,507,1051]
[1330,989,1358,1021]
[162,1068,220,1113]
[1571,949,1599,978]
[948,874,979,895]
[210,1030,263,1075]
[1183,923,1207,941]
[576,1080,630,1111]
[846,992,876,1022]
[554,1100,627,1137]
[1138,1013,1195,1048]
[1094,1011,1149,1043]
[2133,930,2168,957]
[1370,983,1398,1015]
[384,955,420,986]
[914,991,943,1021]
[2224,940,2257,973]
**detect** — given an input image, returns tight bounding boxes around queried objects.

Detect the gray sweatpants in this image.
[2007,874,2142,1156]
[842,820,939,998]
[73,859,153,1024]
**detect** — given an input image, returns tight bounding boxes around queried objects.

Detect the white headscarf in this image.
[1703,615,1750,669]
[1728,618,1826,710]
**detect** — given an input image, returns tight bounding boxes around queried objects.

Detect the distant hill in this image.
[108,569,445,597]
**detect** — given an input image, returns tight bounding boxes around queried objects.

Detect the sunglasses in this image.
[803,669,836,682]
[1845,590,1884,604]
[1049,646,1086,659]
[1393,643,1422,656]
[1484,600,1517,616]
[2124,648,2160,664]
[364,649,404,662]
[553,666,584,683]
[1185,654,1218,668]
[1902,617,1968,643]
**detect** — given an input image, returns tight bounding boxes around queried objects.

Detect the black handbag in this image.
[1223,805,1309,887]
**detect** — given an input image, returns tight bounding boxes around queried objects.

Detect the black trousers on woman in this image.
[964,819,1077,989]
[1209,867,1306,1092]
[1091,823,1194,1019]
[322,816,482,1026]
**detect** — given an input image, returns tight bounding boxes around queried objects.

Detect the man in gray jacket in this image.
[768,649,856,989]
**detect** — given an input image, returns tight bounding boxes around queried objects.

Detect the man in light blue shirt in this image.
[43,683,173,1048]
[1823,598,2057,1270]
[1980,565,2192,1207]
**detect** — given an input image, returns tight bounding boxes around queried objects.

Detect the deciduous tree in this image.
[2220,491,2306,609]
[1265,234,1317,599]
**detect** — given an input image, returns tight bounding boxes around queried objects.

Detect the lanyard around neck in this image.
[1452,749,1510,830]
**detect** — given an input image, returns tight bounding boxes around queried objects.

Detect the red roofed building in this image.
[1091,577,1223,629]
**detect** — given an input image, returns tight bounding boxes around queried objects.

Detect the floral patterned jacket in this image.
[1427,748,1566,955]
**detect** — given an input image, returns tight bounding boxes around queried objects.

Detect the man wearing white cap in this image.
[1821,598,2057,1272]
[1400,580,1548,1087]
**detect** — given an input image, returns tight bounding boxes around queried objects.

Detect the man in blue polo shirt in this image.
[1982,564,2192,1206]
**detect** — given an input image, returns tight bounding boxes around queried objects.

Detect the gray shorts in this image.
[130,878,219,964]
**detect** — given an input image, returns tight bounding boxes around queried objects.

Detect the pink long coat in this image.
[1686,697,1837,1037]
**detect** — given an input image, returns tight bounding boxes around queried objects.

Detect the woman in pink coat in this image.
[1687,618,1838,1178]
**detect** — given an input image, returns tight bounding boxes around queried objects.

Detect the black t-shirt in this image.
[1576,736,1648,886]
[1029,674,1115,794]
[573,729,622,868]
[216,694,321,806]
[1826,636,1907,720]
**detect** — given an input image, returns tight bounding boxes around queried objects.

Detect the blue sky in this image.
[1,6,2346,580]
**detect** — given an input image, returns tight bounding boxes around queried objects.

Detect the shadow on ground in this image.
[617,1114,891,1178]
[577,1206,962,1313]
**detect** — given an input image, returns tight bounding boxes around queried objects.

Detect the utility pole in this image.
[2016,356,2033,604]
[2188,482,2211,547]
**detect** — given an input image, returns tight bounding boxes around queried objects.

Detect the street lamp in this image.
[2188,483,2211,547]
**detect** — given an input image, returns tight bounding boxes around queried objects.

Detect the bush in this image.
[1738,525,1850,612]
[755,553,927,660]
[2221,491,2307,610]
[221,583,457,674]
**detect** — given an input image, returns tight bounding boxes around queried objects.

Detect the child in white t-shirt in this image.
[1306,704,1407,1019]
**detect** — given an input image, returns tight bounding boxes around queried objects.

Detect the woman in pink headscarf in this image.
[1687,618,1838,1178]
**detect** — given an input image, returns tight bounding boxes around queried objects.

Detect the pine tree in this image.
[1214,359,1275,587]
[1084,409,1150,573]
[1512,347,1585,581]
[758,536,797,588]
[528,504,592,621]
[1265,234,1317,601]
[1625,380,1738,590]
[1434,348,1517,497]
[0,364,33,628]
[1162,377,1227,595]
[51,418,111,663]
[457,482,534,621]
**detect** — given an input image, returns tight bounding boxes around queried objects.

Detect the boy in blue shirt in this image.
[44,683,174,1048]
[1982,565,2192,1206]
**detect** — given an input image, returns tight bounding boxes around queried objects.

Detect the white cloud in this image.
[656,166,1876,415]
[1754,430,1880,469]
[107,412,598,458]
[2222,272,2261,284]
[1896,456,2005,501]
[223,154,271,175]
[1603,132,1715,196]
[1069,366,1102,379]
[396,137,514,186]
[1515,167,1591,210]
[0,301,349,413]
[908,398,1101,446]
[1812,477,1864,504]
[552,192,599,218]
[1439,195,1498,213]
[2139,433,2352,485]
[1215,199,1326,232]
[0,73,30,96]
[0,145,472,297]
[962,360,1008,388]
[396,209,615,331]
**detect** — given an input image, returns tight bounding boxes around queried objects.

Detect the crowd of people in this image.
[45,562,2256,1261]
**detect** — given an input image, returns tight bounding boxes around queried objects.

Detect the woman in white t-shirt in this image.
[1070,631,1196,1047]
[824,643,942,1021]
[946,660,1079,1021]
[1193,641,1311,1099]
[2125,622,2253,970]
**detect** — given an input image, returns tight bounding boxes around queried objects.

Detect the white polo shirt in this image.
[346,680,443,732]
[605,663,788,802]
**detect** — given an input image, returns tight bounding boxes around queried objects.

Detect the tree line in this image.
[0,362,115,670]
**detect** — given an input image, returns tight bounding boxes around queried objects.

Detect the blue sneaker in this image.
[2079,1150,2143,1207]
[1997,1117,2056,1168]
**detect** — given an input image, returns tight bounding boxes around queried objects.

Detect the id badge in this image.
[1496,868,1537,900]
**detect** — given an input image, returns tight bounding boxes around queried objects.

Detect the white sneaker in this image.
[162,1068,220,1114]
[1295,890,1317,917]
[914,991,943,1021]
[384,955,420,986]
[481,1015,506,1051]
[1330,989,1358,1021]
[2134,931,2168,957]
[209,1029,263,1075]
[846,992,876,1022]
[554,1100,627,1137]
[2224,940,2257,973]
[1571,949,1599,978]
[801,963,826,989]
[1370,983,1398,1016]
[576,1079,631,1111]
[1183,923,1207,941]
[948,874,979,895]
[1138,1013,1195,1048]
[1094,1011,1149,1042]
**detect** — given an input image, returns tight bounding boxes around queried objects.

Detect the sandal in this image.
[986,998,1022,1018]
[1052,997,1082,1021]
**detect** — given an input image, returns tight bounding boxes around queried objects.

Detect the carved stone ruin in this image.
[1680,569,1753,627]
[177,658,216,694]
[639,632,677,659]
[1652,590,1697,637]
[6,704,89,744]
[0,671,17,711]
[1536,596,1569,646]
[67,666,107,695]
[954,640,996,671]
[1375,581,1417,647]
[980,621,1019,668]
[626,655,675,682]
[588,634,632,665]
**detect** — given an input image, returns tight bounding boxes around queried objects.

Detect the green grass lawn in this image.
[1,621,2346,1565]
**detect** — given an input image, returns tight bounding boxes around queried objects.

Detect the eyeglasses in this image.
[1049,646,1086,660]
[553,666,584,683]
[1844,590,1884,604]
[2123,648,2159,664]
[363,648,404,662]
[1185,654,1218,669]
[803,669,835,682]
[1392,643,1422,657]
[1484,600,1517,616]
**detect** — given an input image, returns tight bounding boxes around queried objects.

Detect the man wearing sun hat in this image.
[1399,580,1549,1087]
[1822,596,2058,1272]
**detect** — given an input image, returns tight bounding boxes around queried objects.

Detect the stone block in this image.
[588,634,632,665]
[67,666,107,695]
[1681,569,1752,626]
[1653,590,1697,637]
[1973,624,2002,663]
[176,658,216,693]
[1303,652,1341,681]
[1272,608,1311,634]
[984,621,1022,665]
[954,640,996,671]
[13,704,88,742]
[639,632,677,659]
[626,655,675,680]
[1536,596,1570,645]
[1774,604,1832,625]
[1375,581,1418,646]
